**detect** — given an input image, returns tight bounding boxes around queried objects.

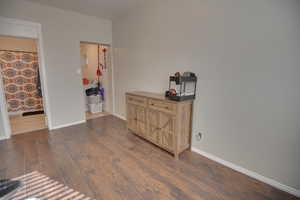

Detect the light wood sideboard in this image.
[126,91,193,159]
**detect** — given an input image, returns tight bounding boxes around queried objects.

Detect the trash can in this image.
[88,102,103,113]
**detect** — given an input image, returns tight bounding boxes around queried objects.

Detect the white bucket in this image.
[88,103,103,113]
[87,95,101,104]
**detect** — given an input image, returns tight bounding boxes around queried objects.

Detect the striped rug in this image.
[10,171,93,200]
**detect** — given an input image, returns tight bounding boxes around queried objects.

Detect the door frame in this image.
[79,41,114,120]
[0,17,52,139]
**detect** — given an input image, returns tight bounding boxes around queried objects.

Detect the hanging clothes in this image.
[36,68,43,98]
[0,50,44,112]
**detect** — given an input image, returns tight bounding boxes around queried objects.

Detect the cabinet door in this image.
[127,103,147,137]
[158,112,175,151]
[127,103,137,132]
[147,109,160,144]
[136,105,147,137]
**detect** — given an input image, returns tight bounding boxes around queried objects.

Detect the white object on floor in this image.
[87,95,101,104]
[88,102,103,113]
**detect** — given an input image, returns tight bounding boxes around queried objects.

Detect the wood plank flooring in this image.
[9,112,108,135]
[0,115,298,200]
[9,114,47,135]
[86,111,109,120]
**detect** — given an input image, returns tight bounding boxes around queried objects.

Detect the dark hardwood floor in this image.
[0,115,298,200]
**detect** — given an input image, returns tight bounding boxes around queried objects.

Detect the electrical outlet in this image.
[196,132,202,141]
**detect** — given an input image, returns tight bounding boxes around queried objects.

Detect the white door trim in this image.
[110,43,116,115]
[0,16,52,139]
[0,72,11,139]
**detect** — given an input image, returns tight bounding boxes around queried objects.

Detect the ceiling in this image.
[25,0,144,20]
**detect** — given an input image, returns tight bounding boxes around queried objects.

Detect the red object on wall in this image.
[82,78,89,85]
[96,68,102,76]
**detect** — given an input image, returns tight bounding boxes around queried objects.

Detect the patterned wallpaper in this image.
[0,51,43,112]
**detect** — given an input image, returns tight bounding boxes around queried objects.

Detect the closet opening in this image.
[80,42,113,120]
[0,35,48,135]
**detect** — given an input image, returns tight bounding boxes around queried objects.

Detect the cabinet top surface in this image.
[126,91,193,104]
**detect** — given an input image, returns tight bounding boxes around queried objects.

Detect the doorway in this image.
[80,42,113,120]
[0,36,47,135]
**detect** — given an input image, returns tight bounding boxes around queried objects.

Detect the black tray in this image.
[167,95,195,101]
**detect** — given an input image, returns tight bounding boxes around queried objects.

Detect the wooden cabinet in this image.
[126,91,193,159]
[126,102,147,138]
[147,108,160,144]
[127,103,137,132]
[157,112,175,151]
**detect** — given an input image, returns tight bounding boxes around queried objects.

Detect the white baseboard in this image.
[50,120,86,130]
[113,113,126,121]
[0,135,9,141]
[191,147,300,198]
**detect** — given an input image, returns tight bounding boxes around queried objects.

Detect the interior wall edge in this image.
[0,16,53,135]
[191,147,300,198]
[50,120,86,130]
[110,43,116,115]
[0,135,9,141]
[113,113,126,121]
[0,0,112,133]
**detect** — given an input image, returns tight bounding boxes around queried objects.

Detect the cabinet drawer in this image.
[148,99,176,114]
[126,95,147,107]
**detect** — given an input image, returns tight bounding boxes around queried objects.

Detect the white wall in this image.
[113,0,300,191]
[0,0,112,128]
[0,108,6,139]
[0,66,10,139]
